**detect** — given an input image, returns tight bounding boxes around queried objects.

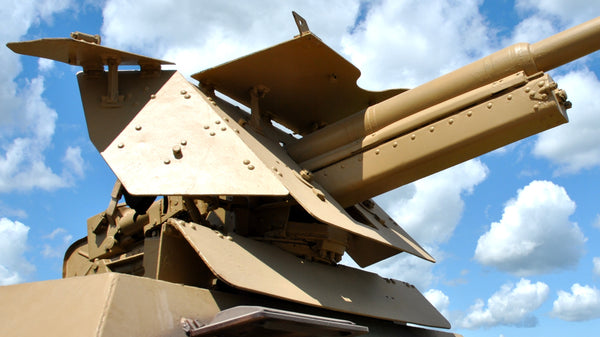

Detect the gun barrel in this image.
[287,16,600,164]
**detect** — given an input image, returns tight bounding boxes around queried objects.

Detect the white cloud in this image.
[551,284,600,321]
[363,160,487,289]
[41,227,73,259]
[424,288,450,318]
[0,218,35,285]
[515,0,600,25]
[37,58,55,72]
[62,146,85,178]
[593,257,600,277]
[508,16,558,45]
[474,180,585,276]
[533,69,600,174]
[101,0,360,78]
[456,279,549,328]
[1,1,85,193]
[341,0,491,89]
[0,201,27,219]
[378,159,488,246]
[366,250,437,291]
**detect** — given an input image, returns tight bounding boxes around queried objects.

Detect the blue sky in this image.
[1,1,600,336]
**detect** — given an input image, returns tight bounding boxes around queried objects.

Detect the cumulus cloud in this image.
[474,180,585,276]
[355,159,488,289]
[533,69,600,174]
[456,279,549,328]
[424,288,450,318]
[101,0,360,78]
[551,284,600,321]
[0,218,35,285]
[515,0,600,25]
[0,1,86,193]
[341,0,491,89]
[378,159,488,246]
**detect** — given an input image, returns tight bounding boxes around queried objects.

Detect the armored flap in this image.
[192,33,404,134]
[99,71,288,196]
[7,38,173,68]
[168,220,450,329]
[209,95,433,266]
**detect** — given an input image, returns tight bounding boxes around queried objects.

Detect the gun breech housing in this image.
[286,16,600,207]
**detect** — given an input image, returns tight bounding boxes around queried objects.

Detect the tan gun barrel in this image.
[287,16,600,164]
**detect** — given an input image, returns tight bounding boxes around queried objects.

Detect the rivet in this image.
[393,141,398,148]
[180,140,187,146]
[448,118,454,124]
[243,159,251,165]
[204,125,210,129]
[180,90,187,95]
[487,103,493,109]
[533,103,540,111]
[507,94,513,100]
[215,120,221,124]
[184,94,191,99]
[278,172,283,177]
[217,233,224,238]
[164,159,171,165]
[172,145,182,156]
[529,91,536,98]
[150,94,156,99]
[209,132,216,136]
[467,111,473,117]
[225,118,230,122]
[247,165,255,170]
[207,97,213,101]
[537,80,545,88]
[375,149,380,154]
[411,134,416,140]
[429,126,435,132]
[135,125,142,131]
[221,127,227,131]
[117,143,124,148]
[272,167,278,172]
[211,101,217,105]
[541,93,548,100]
[525,87,531,93]
[340,164,345,169]
[226,236,233,241]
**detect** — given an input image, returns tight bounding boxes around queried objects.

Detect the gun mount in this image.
[3,13,600,337]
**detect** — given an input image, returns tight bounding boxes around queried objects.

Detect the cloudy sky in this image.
[2,0,600,336]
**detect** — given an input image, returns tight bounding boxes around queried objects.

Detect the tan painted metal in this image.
[6,37,173,69]
[205,94,433,266]
[316,72,569,207]
[0,273,461,337]
[167,218,449,328]
[193,32,404,135]
[6,12,600,337]
[286,16,600,162]
[99,71,289,196]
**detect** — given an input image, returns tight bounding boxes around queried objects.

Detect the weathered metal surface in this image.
[6,37,173,68]
[169,219,450,329]
[100,71,288,196]
[193,32,404,135]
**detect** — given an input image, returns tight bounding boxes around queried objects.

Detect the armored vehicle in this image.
[3,12,600,336]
